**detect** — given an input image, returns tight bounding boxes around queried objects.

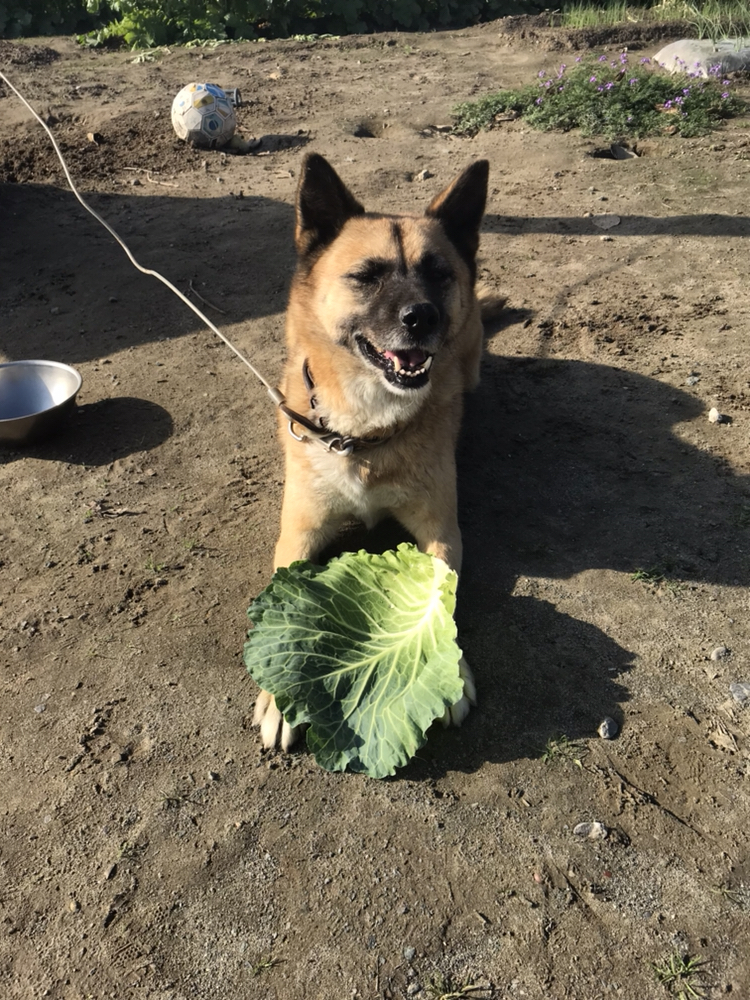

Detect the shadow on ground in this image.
[0,182,296,363]
[322,346,750,777]
[0,397,173,466]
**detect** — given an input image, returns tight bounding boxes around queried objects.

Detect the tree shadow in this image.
[0,397,173,467]
[0,182,296,364]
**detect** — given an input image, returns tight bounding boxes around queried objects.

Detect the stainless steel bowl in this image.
[0,360,83,445]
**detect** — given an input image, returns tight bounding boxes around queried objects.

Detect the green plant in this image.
[250,955,280,977]
[541,734,587,767]
[453,50,746,141]
[653,953,707,999]
[244,544,464,778]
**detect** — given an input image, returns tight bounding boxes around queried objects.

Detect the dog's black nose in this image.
[399,303,440,336]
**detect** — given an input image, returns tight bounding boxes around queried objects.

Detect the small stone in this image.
[68,899,80,913]
[685,374,700,386]
[104,863,118,881]
[403,946,416,962]
[708,407,730,424]
[729,681,750,705]
[415,168,433,181]
[208,770,220,781]
[131,178,141,187]
[711,646,729,661]
[50,306,60,315]
[600,235,614,242]
[598,716,618,739]
[34,704,46,714]
[573,821,608,840]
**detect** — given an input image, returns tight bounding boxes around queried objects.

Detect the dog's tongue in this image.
[383,349,428,371]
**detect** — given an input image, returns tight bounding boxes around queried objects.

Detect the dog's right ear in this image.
[295,153,365,258]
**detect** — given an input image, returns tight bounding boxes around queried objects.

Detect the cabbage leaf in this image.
[244,543,463,778]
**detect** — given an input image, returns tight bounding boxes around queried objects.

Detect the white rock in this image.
[573,821,608,840]
[653,38,750,77]
[710,645,729,661]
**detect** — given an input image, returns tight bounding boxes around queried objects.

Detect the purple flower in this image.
[629,78,637,86]
[558,64,567,76]
[598,54,607,62]
[590,75,597,83]
[597,86,603,92]
[605,81,614,90]
[722,79,731,86]
[674,96,683,105]
[545,80,551,88]
[575,55,582,63]
[683,88,690,95]
[536,97,543,105]
[627,115,633,122]
[538,70,545,78]
[664,100,672,109]
[620,51,628,63]
[640,57,650,64]
[722,91,730,99]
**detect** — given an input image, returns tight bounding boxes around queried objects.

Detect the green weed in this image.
[653,953,707,998]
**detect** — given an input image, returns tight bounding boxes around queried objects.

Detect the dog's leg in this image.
[395,504,477,727]
[253,482,344,751]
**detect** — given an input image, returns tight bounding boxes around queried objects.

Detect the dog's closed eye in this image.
[346,258,391,286]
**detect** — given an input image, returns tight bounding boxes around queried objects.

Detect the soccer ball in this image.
[171,83,236,149]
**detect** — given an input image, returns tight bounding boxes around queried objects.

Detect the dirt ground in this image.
[2,17,750,1000]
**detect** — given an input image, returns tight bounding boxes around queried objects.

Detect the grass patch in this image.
[653,952,707,998]
[555,1,750,39]
[631,565,683,594]
[452,50,746,141]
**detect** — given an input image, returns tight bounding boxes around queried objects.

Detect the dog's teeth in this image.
[423,356,433,372]
[392,356,403,373]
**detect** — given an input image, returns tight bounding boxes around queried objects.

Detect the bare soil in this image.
[2,20,750,1000]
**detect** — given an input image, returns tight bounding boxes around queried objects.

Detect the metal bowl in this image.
[0,360,83,445]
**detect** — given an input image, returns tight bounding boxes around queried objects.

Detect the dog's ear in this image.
[295,153,365,257]
[425,159,489,272]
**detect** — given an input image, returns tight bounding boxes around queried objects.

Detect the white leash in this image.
[0,68,285,408]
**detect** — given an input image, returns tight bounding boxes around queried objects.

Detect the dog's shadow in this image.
[330,350,750,777]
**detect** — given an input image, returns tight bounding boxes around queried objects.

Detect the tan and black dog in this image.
[253,152,498,750]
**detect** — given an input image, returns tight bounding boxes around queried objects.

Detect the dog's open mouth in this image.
[357,337,434,390]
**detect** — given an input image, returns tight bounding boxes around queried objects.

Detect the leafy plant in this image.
[653,953,707,999]
[244,543,464,779]
[453,50,746,140]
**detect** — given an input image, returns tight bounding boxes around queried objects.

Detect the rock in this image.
[415,168,433,181]
[592,214,620,230]
[710,646,729,661]
[573,821,608,840]
[685,374,700,386]
[653,38,750,78]
[598,716,619,739]
[729,681,750,705]
[403,946,416,962]
[600,235,614,242]
[708,407,730,424]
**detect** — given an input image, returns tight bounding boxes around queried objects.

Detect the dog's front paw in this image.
[252,689,301,751]
[442,656,477,728]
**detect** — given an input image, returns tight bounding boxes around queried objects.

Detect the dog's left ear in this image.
[295,153,365,258]
[425,159,489,270]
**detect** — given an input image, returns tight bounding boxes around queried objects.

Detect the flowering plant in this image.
[453,51,745,139]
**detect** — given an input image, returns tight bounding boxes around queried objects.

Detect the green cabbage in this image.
[244,543,463,778]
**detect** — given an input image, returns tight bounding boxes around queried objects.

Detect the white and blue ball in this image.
[171,83,236,149]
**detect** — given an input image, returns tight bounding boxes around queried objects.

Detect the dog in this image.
[253,152,498,750]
